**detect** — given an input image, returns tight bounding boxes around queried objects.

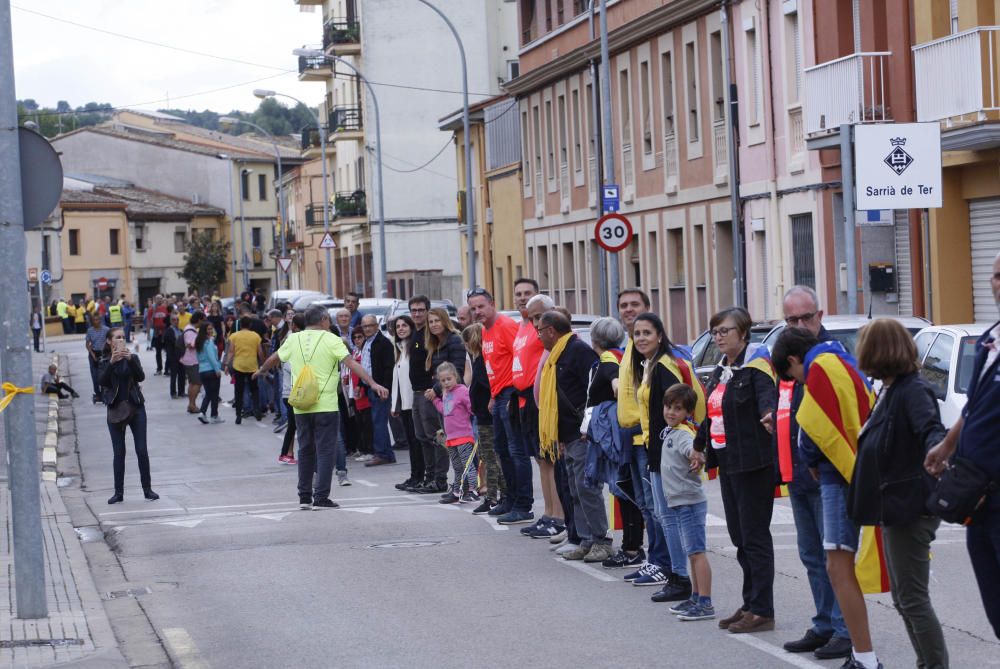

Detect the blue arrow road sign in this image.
[40,270,51,285]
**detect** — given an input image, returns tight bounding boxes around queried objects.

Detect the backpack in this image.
[175,327,189,357]
[288,332,331,410]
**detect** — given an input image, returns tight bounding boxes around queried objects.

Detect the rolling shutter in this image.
[969,198,1000,322]
[893,210,913,316]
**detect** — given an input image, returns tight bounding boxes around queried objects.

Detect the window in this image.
[174,229,186,253]
[640,60,652,156]
[545,99,555,182]
[521,110,532,191]
[571,89,582,171]
[710,31,725,122]
[134,224,145,251]
[521,0,537,44]
[668,228,685,287]
[252,227,262,248]
[920,333,954,400]
[619,68,632,143]
[661,49,675,136]
[507,60,520,81]
[585,83,596,189]
[68,229,80,256]
[693,224,705,285]
[785,10,802,104]
[258,174,267,201]
[685,40,699,141]
[557,94,568,168]
[556,0,564,25]
[109,229,120,255]
[533,104,543,180]
[950,0,959,33]
[791,214,815,288]
[545,0,553,31]
[746,24,761,125]
[240,170,250,201]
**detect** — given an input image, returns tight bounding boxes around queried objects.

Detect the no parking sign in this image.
[594,213,633,253]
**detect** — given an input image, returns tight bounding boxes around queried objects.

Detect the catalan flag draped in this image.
[797,341,887,593]
[659,353,707,425]
[744,343,778,384]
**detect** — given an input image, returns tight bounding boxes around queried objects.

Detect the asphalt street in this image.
[51,340,1000,668]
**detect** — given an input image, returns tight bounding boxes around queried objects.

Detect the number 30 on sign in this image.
[594,213,634,253]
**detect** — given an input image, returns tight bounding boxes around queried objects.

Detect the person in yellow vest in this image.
[57,298,72,334]
[177,306,192,330]
[108,301,124,328]
[73,299,87,333]
[86,296,97,316]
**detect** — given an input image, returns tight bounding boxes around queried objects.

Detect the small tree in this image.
[179,231,230,295]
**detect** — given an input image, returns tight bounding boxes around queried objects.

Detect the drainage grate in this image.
[102,586,152,600]
[0,639,84,649]
[367,539,456,549]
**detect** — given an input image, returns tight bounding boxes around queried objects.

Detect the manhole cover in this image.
[367,539,456,549]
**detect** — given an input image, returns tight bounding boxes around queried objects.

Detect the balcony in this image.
[914,27,1000,132]
[712,120,728,184]
[305,203,329,228]
[299,127,334,160]
[323,19,361,55]
[297,54,332,83]
[330,105,363,142]
[333,190,366,221]
[803,52,891,141]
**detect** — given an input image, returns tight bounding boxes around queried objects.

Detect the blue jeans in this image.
[629,447,670,571]
[492,387,533,512]
[649,471,687,577]
[790,489,849,639]
[369,395,394,461]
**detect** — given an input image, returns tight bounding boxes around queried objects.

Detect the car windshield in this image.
[955,336,980,395]
[358,305,390,318]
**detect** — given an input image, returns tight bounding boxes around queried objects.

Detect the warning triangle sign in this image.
[277,257,292,273]
[319,232,337,249]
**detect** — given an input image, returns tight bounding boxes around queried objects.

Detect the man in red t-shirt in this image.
[151,296,169,375]
[469,287,534,525]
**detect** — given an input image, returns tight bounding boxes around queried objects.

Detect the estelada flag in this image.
[797,341,888,593]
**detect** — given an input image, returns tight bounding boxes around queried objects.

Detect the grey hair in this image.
[590,316,625,350]
[783,285,820,310]
[526,294,555,310]
[335,308,351,318]
[304,305,329,326]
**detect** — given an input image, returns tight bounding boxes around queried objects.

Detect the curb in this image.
[42,353,60,481]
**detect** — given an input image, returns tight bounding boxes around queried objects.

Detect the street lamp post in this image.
[292,49,386,297]
[413,0,476,291]
[254,89,334,296]
[238,168,252,290]
[219,117,289,290]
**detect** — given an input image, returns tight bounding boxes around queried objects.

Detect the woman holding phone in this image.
[99,327,158,504]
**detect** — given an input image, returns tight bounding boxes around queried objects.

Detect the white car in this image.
[913,323,991,427]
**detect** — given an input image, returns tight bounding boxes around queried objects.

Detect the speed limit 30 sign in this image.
[594,213,634,253]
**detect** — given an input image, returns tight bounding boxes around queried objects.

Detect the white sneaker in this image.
[336,470,352,486]
[555,542,581,556]
[355,454,374,462]
[210,416,225,424]
[550,537,568,552]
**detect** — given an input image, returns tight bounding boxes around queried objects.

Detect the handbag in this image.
[926,456,998,525]
[107,399,137,425]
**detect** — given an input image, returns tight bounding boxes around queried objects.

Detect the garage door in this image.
[893,210,913,316]
[969,198,1000,322]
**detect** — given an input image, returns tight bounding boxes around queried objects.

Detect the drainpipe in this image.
[721,1,745,307]
[762,0,784,315]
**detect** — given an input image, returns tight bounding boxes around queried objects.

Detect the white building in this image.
[293,0,517,300]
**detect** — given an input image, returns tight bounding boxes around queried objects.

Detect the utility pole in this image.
[0,0,48,619]
[589,1,609,316]
[599,0,620,308]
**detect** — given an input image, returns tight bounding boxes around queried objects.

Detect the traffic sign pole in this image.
[0,0,47,619]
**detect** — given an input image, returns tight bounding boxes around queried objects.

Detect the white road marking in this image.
[728,634,826,668]
[257,512,291,521]
[352,479,378,487]
[162,627,211,669]
[161,519,204,528]
[554,557,619,582]
[100,507,186,517]
[341,507,380,514]
[707,505,795,527]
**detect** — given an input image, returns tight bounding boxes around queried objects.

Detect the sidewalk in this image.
[0,351,127,668]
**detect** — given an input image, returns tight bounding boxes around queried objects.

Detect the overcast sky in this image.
[11,1,324,114]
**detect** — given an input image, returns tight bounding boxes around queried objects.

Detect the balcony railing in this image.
[323,19,360,51]
[789,106,805,154]
[803,52,891,135]
[334,190,366,219]
[305,203,327,227]
[330,105,362,132]
[301,126,323,151]
[298,54,329,76]
[914,27,1000,122]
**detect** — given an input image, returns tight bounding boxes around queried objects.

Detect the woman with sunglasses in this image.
[694,306,778,634]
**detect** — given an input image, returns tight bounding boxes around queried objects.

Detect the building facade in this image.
[292,0,517,301]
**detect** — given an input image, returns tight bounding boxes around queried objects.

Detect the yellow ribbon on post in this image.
[0,382,35,414]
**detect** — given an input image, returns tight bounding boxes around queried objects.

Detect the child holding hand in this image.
[426,362,478,504]
[660,383,714,622]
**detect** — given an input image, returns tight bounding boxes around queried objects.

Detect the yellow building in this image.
[57,185,229,305]
[913,0,1000,323]
[440,95,526,310]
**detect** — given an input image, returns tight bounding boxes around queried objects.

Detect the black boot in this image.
[650,574,692,602]
[107,493,123,504]
[143,489,159,501]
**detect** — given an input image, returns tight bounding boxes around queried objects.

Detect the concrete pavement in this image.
[24,340,1000,667]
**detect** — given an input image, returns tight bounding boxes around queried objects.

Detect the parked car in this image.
[290,293,336,310]
[759,314,931,355]
[267,290,327,311]
[913,323,990,427]
[690,321,781,385]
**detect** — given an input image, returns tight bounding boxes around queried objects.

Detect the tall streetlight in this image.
[238,168,252,290]
[254,89,334,296]
[219,117,289,290]
[413,0,475,291]
[292,48,386,297]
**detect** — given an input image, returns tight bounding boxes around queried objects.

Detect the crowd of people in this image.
[69,251,1000,669]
